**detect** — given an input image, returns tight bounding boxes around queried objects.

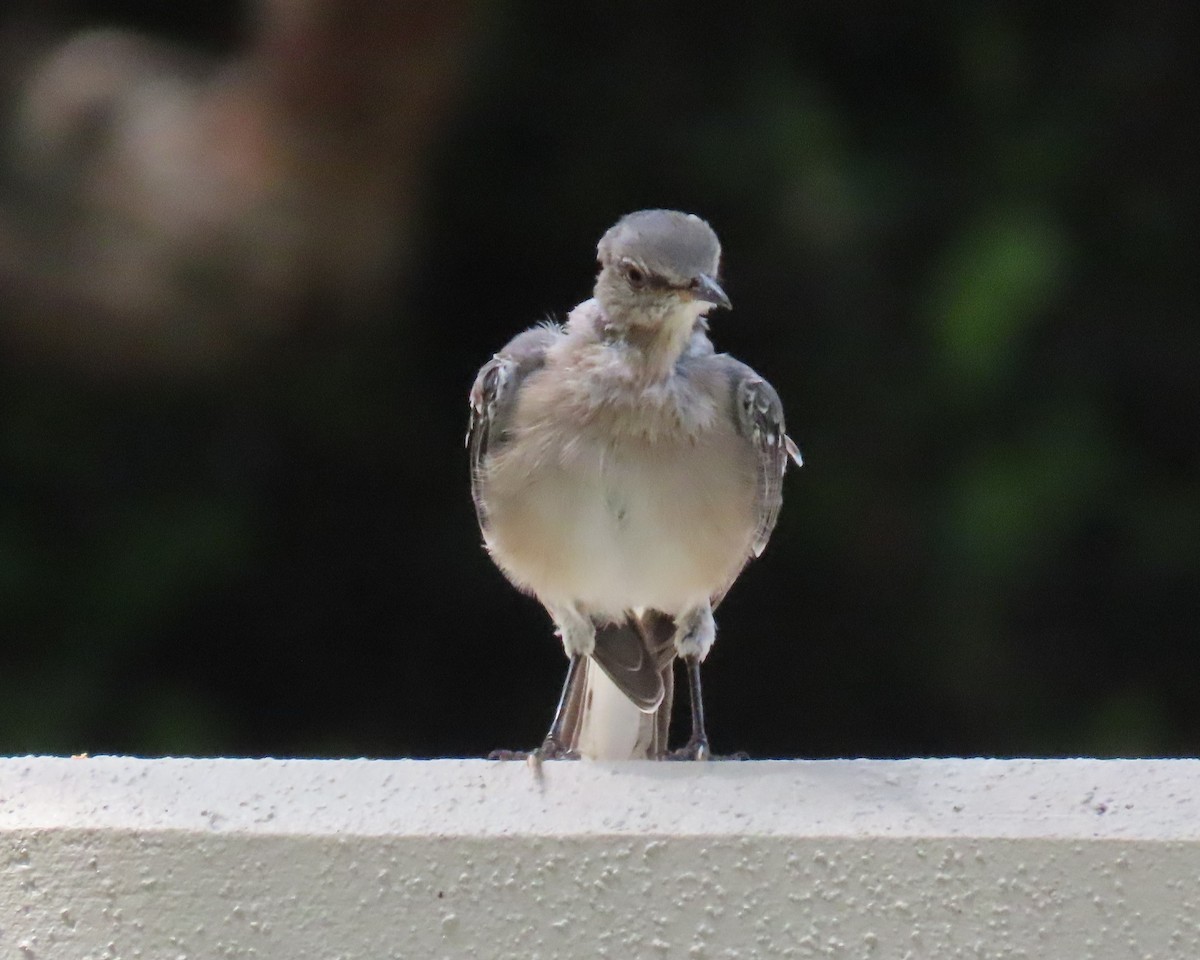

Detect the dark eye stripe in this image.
[619,258,691,292]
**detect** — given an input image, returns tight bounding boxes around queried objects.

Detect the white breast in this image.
[484,428,756,618]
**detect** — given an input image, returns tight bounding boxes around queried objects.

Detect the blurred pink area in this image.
[0,0,473,377]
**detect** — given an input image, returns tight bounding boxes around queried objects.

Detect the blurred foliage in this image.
[0,0,1196,759]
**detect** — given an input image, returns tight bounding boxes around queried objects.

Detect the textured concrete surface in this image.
[3,757,1200,959]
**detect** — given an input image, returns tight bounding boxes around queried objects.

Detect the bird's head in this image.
[593,210,730,338]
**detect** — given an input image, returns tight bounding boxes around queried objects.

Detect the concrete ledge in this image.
[3,758,1200,958]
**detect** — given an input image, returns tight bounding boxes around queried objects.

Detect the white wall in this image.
[3,757,1199,959]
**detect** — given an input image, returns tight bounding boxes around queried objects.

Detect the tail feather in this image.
[565,611,678,760]
[589,617,664,711]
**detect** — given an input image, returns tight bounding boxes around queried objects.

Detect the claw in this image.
[665,736,711,761]
[535,736,580,761]
[488,738,580,762]
[487,748,530,761]
[490,654,586,763]
[662,740,750,762]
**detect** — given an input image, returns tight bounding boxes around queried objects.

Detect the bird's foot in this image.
[665,737,711,761]
[487,737,580,762]
[663,740,749,761]
[487,748,529,761]
[534,736,580,761]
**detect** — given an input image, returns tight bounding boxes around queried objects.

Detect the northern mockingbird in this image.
[468,209,801,760]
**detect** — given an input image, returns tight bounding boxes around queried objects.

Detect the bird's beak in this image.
[691,273,731,310]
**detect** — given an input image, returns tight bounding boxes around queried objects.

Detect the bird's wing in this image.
[729,361,803,559]
[467,324,560,533]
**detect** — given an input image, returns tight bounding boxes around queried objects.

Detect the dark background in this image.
[0,1,1195,759]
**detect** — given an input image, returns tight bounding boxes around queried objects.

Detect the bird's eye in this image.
[623,263,645,285]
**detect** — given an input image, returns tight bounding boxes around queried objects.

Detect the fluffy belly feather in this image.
[483,432,755,615]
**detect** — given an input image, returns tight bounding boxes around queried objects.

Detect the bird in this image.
[467,209,801,761]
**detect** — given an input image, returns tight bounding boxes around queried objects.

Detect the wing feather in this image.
[733,371,802,558]
[467,325,560,533]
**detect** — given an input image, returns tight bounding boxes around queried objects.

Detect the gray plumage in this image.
[467,209,800,760]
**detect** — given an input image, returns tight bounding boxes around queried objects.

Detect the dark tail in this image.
[563,611,678,759]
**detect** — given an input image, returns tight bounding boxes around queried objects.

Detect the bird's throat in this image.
[619,306,704,383]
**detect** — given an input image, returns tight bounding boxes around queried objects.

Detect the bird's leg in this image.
[665,653,749,761]
[536,603,598,759]
[491,604,593,761]
[537,653,584,759]
[664,605,714,761]
[661,605,748,761]
[488,655,584,761]
[670,653,710,761]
